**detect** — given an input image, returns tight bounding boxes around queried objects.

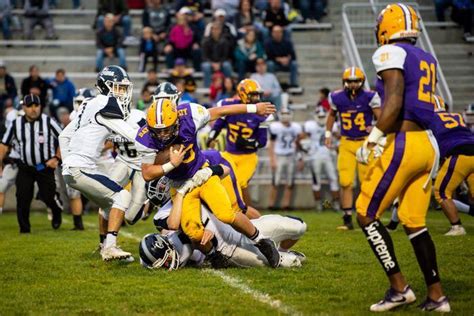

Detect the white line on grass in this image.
[204,269,302,316]
[68,219,301,315]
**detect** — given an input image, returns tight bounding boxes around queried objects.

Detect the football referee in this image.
[0,94,63,233]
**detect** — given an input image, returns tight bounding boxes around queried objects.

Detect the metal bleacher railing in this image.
[342,2,453,107]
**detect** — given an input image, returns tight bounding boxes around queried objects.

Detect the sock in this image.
[453,199,471,214]
[342,207,353,216]
[0,207,3,214]
[249,228,263,243]
[450,219,462,226]
[390,204,399,223]
[105,231,118,249]
[409,228,440,286]
[73,215,83,228]
[362,220,400,276]
[99,234,106,244]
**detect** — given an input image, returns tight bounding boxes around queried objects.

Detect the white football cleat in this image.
[444,225,466,236]
[370,286,416,312]
[279,252,302,268]
[101,245,132,261]
[418,296,451,312]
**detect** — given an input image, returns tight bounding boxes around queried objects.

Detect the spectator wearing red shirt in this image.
[163,8,202,70]
[317,87,330,111]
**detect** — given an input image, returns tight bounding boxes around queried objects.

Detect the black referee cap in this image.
[23,94,41,107]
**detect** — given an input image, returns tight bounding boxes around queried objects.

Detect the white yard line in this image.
[67,219,301,315]
[204,269,301,316]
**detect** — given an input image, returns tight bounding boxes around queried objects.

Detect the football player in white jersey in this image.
[109,108,149,225]
[140,178,307,269]
[59,65,148,261]
[301,109,340,211]
[268,110,304,210]
[0,106,22,214]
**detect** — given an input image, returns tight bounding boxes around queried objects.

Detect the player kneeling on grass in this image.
[136,82,282,268]
[139,177,307,269]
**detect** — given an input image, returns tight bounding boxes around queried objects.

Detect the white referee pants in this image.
[310,155,339,192]
[228,215,307,268]
[273,155,296,186]
[109,160,147,224]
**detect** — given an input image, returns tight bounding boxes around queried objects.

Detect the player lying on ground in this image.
[136,82,282,268]
[139,177,307,269]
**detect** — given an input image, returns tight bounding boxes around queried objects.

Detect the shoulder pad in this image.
[99,97,124,119]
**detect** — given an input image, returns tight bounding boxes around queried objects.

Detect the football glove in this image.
[235,135,258,150]
[176,179,195,195]
[190,167,213,186]
[356,137,387,165]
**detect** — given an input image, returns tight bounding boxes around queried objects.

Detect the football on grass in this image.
[154,144,182,165]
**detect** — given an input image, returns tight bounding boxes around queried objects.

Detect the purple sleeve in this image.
[209,118,226,139]
[256,127,268,148]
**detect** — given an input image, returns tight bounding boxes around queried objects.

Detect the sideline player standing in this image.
[325,67,381,230]
[355,4,449,312]
[207,79,271,204]
[59,66,142,261]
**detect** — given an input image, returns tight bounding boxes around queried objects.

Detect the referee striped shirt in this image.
[1,114,63,167]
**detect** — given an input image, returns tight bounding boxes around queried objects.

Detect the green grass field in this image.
[0,210,473,315]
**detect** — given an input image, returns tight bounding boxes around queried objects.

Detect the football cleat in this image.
[288,250,306,263]
[101,245,132,261]
[444,225,466,236]
[337,214,354,230]
[370,286,416,312]
[255,238,281,268]
[418,296,451,312]
[385,220,399,232]
[207,251,231,269]
[279,252,302,268]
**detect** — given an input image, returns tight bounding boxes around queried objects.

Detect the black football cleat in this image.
[256,238,281,268]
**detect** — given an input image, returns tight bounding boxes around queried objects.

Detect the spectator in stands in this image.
[21,65,48,107]
[202,23,233,87]
[48,68,76,117]
[209,71,224,102]
[136,87,153,111]
[142,0,171,42]
[23,0,58,40]
[216,77,236,102]
[234,28,265,80]
[434,0,453,22]
[0,61,17,116]
[265,25,299,87]
[204,9,237,45]
[169,58,197,93]
[0,0,12,40]
[250,58,282,110]
[96,0,134,43]
[175,78,198,104]
[164,8,202,70]
[262,0,291,40]
[139,26,158,72]
[234,0,265,36]
[211,0,239,22]
[317,87,330,111]
[142,69,160,94]
[96,14,127,72]
[175,0,205,42]
[452,0,473,41]
[299,0,326,23]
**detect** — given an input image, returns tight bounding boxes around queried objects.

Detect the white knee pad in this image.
[112,189,131,212]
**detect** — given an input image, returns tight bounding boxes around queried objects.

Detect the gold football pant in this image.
[337,137,367,188]
[222,151,258,189]
[434,154,474,203]
[356,131,435,228]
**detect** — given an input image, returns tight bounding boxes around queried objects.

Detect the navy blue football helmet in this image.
[146,177,171,208]
[74,88,95,111]
[153,82,181,104]
[139,233,180,270]
[96,65,133,118]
